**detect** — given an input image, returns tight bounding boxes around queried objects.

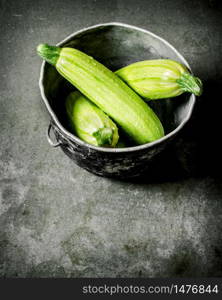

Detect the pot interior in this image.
[42,24,194,147]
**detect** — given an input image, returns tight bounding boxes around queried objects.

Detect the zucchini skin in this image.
[115,59,203,99]
[37,44,164,145]
[66,91,119,147]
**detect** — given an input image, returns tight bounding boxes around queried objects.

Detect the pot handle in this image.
[47,123,62,147]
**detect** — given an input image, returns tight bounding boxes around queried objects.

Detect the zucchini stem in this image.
[93,127,114,146]
[176,72,203,96]
[37,44,61,66]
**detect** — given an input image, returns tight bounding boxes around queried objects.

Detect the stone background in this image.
[0,0,222,277]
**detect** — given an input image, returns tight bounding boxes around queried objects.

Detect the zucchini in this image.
[66,91,119,147]
[115,59,203,100]
[37,44,164,144]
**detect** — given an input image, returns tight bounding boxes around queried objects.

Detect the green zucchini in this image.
[66,91,119,147]
[115,59,203,100]
[37,44,164,144]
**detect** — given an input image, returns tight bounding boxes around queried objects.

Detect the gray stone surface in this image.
[1,0,222,277]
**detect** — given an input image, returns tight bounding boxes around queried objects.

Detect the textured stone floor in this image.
[0,0,222,277]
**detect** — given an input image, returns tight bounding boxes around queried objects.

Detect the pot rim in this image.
[39,22,196,153]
